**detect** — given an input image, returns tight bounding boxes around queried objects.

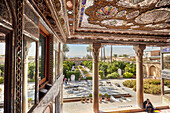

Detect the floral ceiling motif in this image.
[135,8,170,24]
[84,0,170,31]
[96,6,118,18]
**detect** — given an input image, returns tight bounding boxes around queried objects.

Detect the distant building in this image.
[144,50,160,61]
[143,50,161,78]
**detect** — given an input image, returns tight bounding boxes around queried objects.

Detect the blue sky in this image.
[0,43,160,57]
[66,44,160,58]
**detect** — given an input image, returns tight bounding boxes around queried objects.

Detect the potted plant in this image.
[28,98,32,107]
[108,95,111,101]
[89,93,92,103]
[80,97,84,103]
[104,93,108,101]
[85,97,88,103]
[99,93,102,102]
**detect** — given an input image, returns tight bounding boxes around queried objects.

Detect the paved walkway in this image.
[63,79,168,113]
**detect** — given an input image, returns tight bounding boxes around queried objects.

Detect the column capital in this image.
[93,43,101,50]
[92,43,101,62]
[133,44,146,57]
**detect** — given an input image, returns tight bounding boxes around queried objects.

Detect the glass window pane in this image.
[24,37,36,111]
[60,52,63,75]
[56,51,58,77]
[163,53,170,70]
[53,51,56,82]
[39,34,46,80]
[164,79,170,98]
[0,41,5,112]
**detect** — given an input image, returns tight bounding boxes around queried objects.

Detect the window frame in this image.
[23,35,37,112]
[39,28,49,86]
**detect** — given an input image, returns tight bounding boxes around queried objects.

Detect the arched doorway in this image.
[149,66,157,77]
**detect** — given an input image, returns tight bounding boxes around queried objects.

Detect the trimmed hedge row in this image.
[66,71,80,81]
[0,77,4,84]
[123,72,133,78]
[123,79,162,95]
[107,72,120,79]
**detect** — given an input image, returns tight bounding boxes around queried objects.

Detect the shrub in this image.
[107,72,120,79]
[148,85,161,94]
[152,79,161,85]
[165,79,170,85]
[99,70,104,79]
[0,77,4,84]
[86,76,92,80]
[124,79,161,95]
[123,72,133,78]
[167,84,170,88]
[104,93,108,97]
[133,85,136,91]
[123,80,136,88]
[28,79,35,82]
[66,71,80,80]
[89,93,92,97]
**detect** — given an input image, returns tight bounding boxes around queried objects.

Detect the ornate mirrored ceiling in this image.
[76,0,170,34]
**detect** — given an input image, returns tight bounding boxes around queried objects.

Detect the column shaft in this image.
[134,44,146,108]
[92,43,101,113]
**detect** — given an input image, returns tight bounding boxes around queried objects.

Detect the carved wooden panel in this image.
[0,0,12,23]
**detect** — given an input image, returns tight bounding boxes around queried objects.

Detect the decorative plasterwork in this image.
[52,0,68,35]
[80,0,170,34]
[65,0,75,35]
[33,0,66,41]
[0,0,12,23]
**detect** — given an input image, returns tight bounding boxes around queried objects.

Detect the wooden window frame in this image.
[39,25,49,86]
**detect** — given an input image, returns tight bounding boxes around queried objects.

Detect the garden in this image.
[63,60,137,81]
[123,79,170,95]
[82,60,136,79]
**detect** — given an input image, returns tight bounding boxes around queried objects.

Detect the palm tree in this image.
[87,45,92,58]
[111,45,112,63]
[63,44,69,60]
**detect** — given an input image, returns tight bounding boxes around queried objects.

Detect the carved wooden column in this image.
[16,0,24,113]
[111,45,112,63]
[92,43,101,113]
[134,44,146,108]
[160,51,164,95]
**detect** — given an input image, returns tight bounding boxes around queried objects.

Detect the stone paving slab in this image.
[63,80,130,99]
[63,79,168,113]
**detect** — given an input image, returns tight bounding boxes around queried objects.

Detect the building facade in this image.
[0,0,65,112]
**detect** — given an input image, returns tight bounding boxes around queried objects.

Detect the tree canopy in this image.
[63,44,69,53]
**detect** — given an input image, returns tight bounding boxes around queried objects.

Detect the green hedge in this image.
[0,77,4,84]
[107,72,120,79]
[86,76,92,80]
[165,79,170,85]
[99,70,104,79]
[123,80,136,88]
[28,78,35,82]
[123,79,162,95]
[66,71,80,81]
[123,72,133,78]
